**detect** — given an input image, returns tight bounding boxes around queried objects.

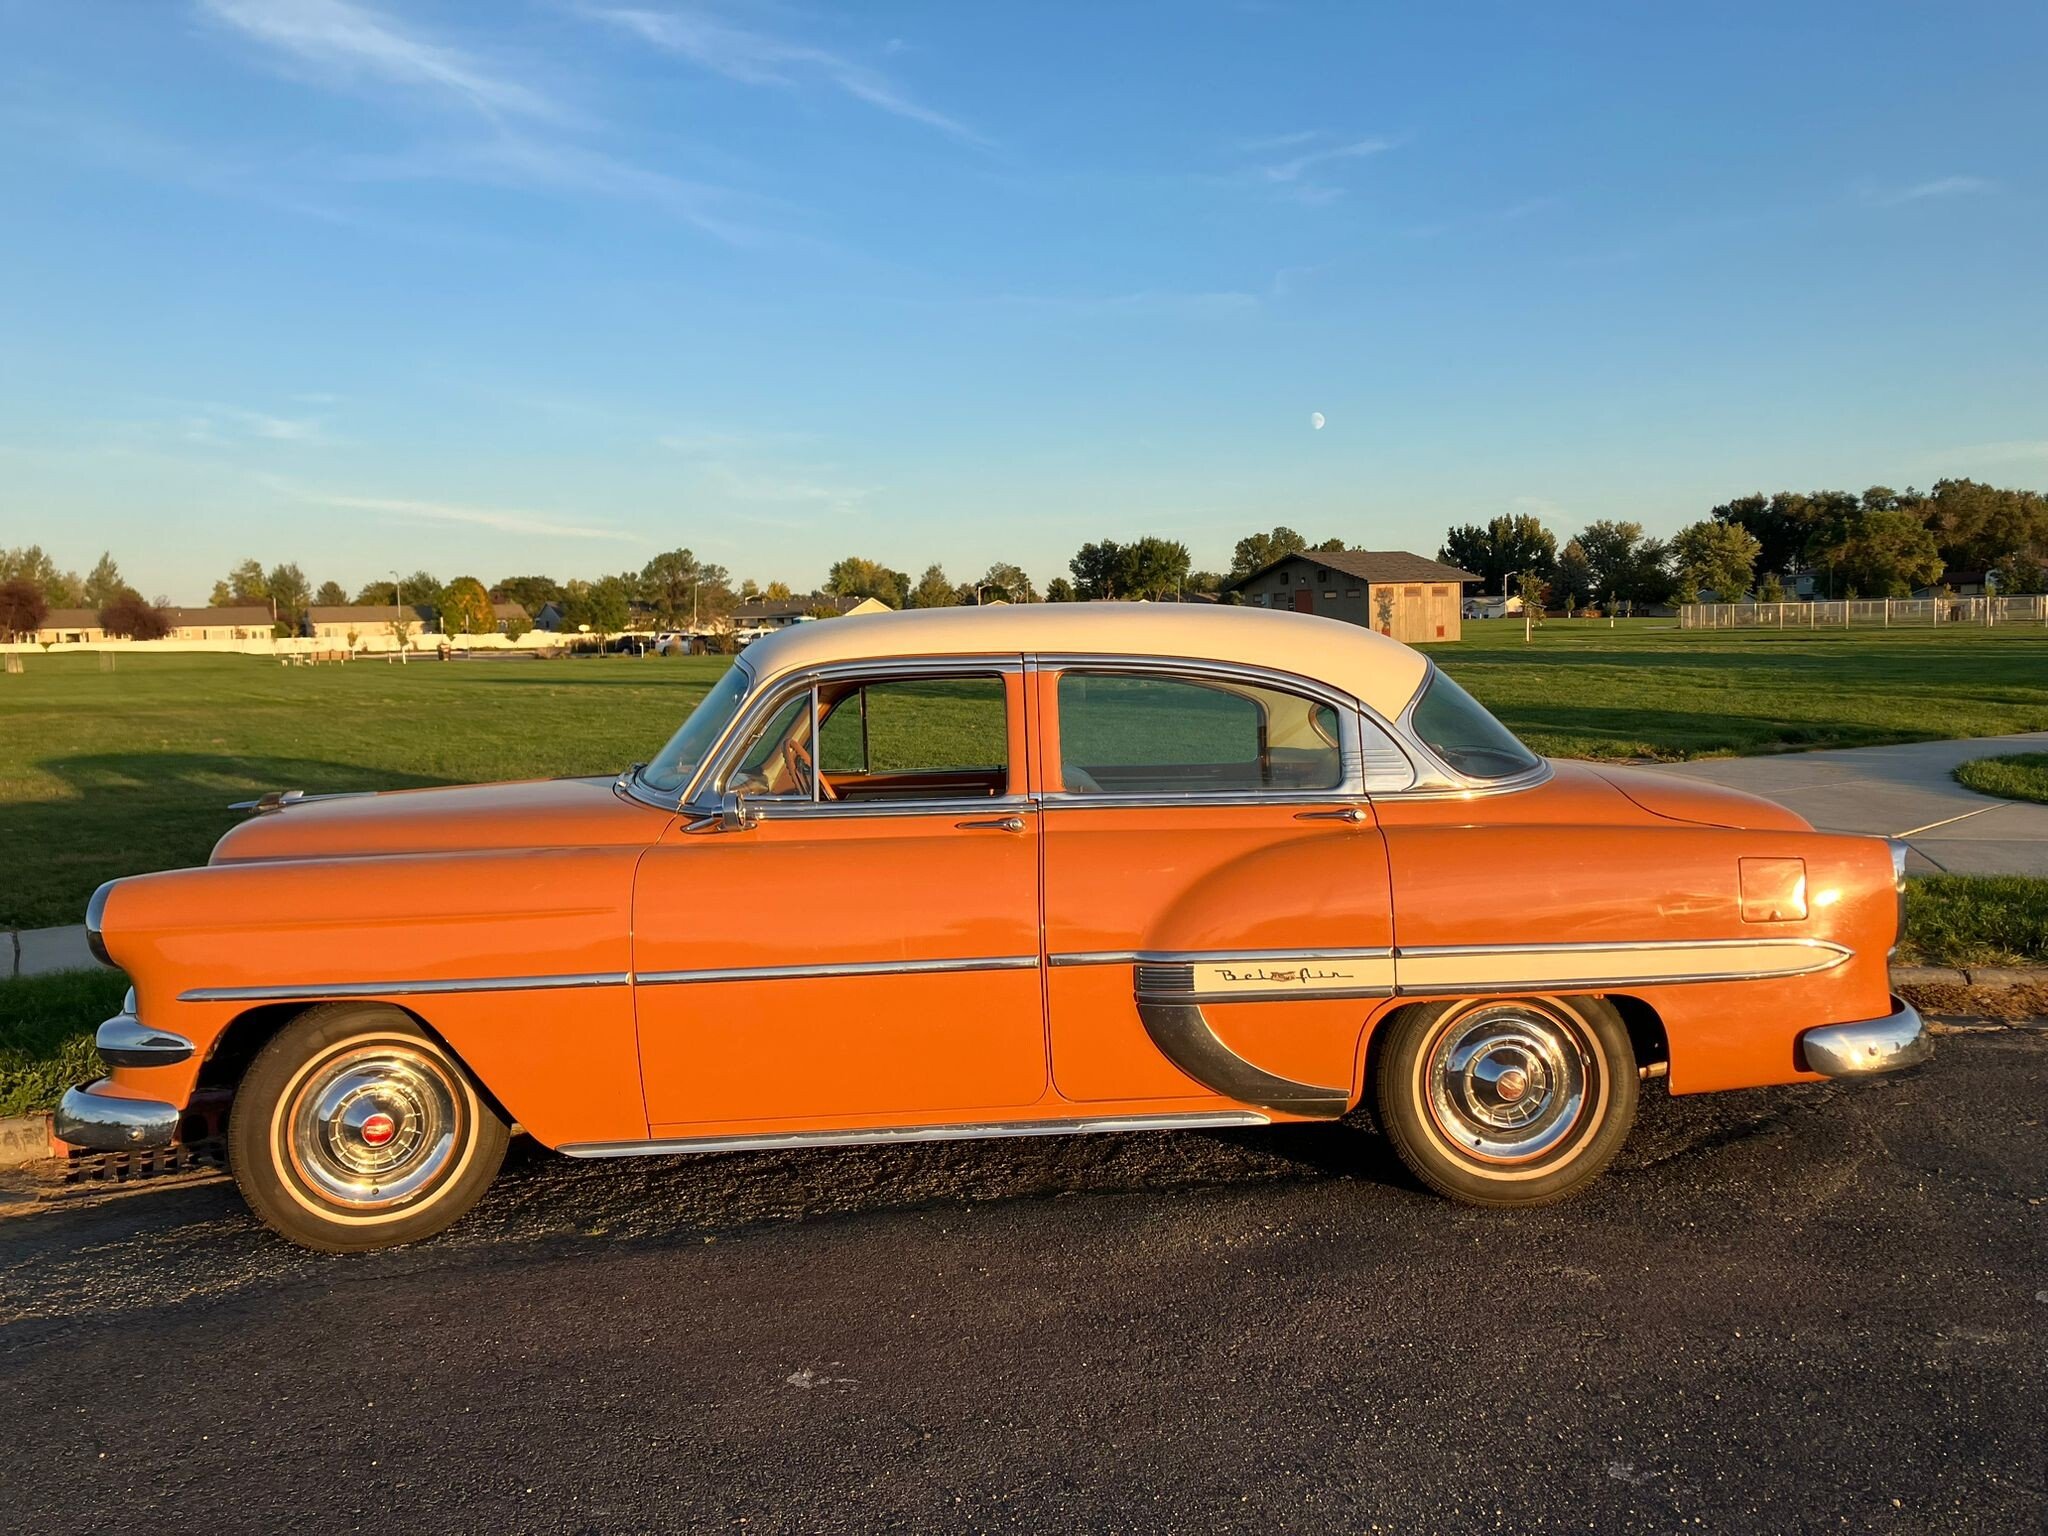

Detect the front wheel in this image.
[227,1003,508,1251]
[1373,996,1637,1207]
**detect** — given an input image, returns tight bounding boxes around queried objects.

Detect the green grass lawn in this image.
[1896,875,2048,968]
[1426,618,2048,760]
[5,621,2048,928]
[0,969,127,1117]
[1953,751,2048,806]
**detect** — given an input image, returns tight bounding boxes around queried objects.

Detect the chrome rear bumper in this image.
[1799,996,1932,1077]
[53,1082,180,1151]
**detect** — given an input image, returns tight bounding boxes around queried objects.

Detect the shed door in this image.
[1291,586,1315,613]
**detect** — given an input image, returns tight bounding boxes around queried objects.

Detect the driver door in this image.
[630,661,1049,1134]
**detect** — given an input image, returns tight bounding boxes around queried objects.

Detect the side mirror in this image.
[719,789,756,832]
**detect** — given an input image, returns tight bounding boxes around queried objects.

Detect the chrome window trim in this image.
[638,955,1040,986]
[745,795,1036,824]
[560,1109,1270,1159]
[622,658,759,811]
[1388,660,1553,798]
[686,655,1027,815]
[1041,654,1369,803]
[178,972,631,1003]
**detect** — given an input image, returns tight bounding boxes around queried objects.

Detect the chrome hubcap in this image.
[287,1046,462,1209]
[1426,1004,1591,1163]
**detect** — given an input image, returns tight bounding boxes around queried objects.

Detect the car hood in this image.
[210,776,673,864]
[1587,763,1812,832]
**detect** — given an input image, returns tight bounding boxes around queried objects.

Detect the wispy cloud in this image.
[196,0,562,121]
[1860,175,1995,207]
[584,5,984,144]
[657,434,874,515]
[185,404,333,444]
[990,288,1263,317]
[1224,129,1400,206]
[268,479,642,541]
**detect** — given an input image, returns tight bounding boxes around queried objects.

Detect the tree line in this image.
[1440,478,2048,610]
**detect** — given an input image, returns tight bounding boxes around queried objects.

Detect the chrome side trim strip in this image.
[1051,946,1394,969]
[177,972,631,1003]
[561,1109,1271,1158]
[95,1014,195,1068]
[1393,937,1852,993]
[637,955,1041,986]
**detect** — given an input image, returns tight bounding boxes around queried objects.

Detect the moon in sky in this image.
[1309,411,1326,430]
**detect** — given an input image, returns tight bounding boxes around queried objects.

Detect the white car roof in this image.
[738,603,1431,721]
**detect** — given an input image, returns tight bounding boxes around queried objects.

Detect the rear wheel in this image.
[227,1003,508,1251]
[1373,996,1636,1207]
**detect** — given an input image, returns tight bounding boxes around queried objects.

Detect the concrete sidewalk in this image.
[8,925,97,980]
[1640,731,2048,876]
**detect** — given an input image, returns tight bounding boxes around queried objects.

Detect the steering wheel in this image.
[782,735,836,800]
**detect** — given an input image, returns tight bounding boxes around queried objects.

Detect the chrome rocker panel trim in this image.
[562,1109,1270,1158]
[95,1013,195,1068]
[638,956,1040,986]
[178,972,632,1003]
[54,1082,180,1151]
[1798,996,1931,1077]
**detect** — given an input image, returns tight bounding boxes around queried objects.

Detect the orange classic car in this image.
[59,606,1927,1249]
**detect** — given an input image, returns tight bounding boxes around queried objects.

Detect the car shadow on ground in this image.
[4,1077,1822,1336]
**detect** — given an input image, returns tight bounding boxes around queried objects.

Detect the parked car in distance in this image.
[60,606,1926,1249]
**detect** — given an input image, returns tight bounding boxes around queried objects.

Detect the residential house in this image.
[305,604,439,645]
[32,608,106,644]
[732,593,892,639]
[1223,549,1480,643]
[162,606,277,641]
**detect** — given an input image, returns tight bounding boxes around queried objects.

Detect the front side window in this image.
[727,671,1013,804]
[1408,667,1541,781]
[1056,671,1343,795]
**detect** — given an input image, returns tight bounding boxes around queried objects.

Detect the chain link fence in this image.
[1679,596,2048,630]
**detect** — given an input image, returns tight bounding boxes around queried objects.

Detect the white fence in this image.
[1680,596,2048,630]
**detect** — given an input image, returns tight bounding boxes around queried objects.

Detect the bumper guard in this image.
[53,1082,180,1152]
[1798,996,1932,1077]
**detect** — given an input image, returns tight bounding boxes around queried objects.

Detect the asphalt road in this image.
[3,1024,2043,1533]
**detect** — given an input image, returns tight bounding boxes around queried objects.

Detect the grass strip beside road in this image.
[1953,752,2048,807]
[0,969,127,1117]
[5,873,2043,1115]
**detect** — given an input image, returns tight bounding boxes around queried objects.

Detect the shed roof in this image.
[1224,548,1481,592]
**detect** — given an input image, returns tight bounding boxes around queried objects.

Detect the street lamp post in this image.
[391,569,405,666]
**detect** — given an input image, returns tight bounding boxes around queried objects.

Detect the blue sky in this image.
[2,1,2043,601]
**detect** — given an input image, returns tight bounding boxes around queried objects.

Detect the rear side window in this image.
[1055,671,1343,795]
[1409,668,1540,781]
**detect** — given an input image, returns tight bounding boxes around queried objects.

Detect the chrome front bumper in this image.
[1799,996,1932,1077]
[53,1082,180,1151]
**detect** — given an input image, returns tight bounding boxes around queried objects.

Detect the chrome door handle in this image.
[1294,807,1367,824]
[957,815,1026,833]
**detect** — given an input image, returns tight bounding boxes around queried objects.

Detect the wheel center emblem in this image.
[359,1112,397,1148]
[1495,1067,1529,1103]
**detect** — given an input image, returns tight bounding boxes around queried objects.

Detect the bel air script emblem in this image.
[1187,956,1394,996]
[1213,964,1356,987]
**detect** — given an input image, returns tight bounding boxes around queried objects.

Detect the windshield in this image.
[638,662,753,795]
[1409,667,1542,782]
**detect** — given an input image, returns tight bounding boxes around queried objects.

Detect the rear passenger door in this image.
[1037,662,1403,1118]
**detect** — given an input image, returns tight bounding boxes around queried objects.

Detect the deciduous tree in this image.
[268,562,312,627]
[1671,520,1761,601]
[0,577,48,639]
[908,565,957,608]
[1835,511,1944,598]
[1439,515,1557,597]
[0,547,82,606]
[825,557,908,608]
[99,590,170,639]
[82,552,125,609]
[439,576,496,635]
[978,562,1036,604]
[1044,576,1075,603]
[227,559,270,604]
[1229,526,1308,579]
[314,580,348,606]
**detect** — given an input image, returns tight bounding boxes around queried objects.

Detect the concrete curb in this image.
[0,1112,56,1169]
[1893,965,2048,1019]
